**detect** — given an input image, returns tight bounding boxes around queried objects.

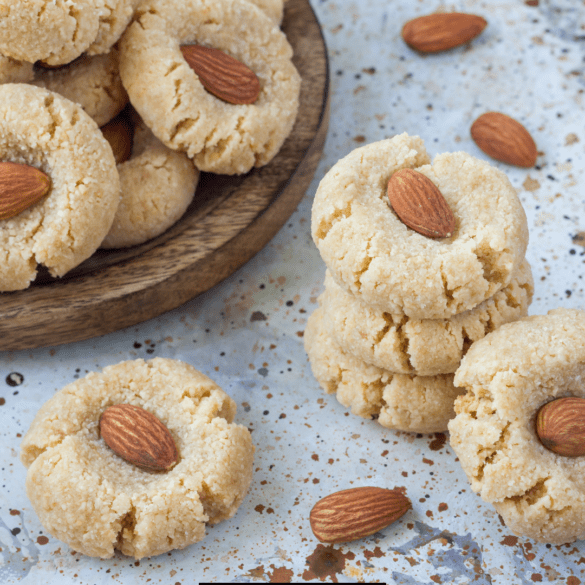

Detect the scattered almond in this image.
[99,403,178,471]
[536,397,585,457]
[401,13,487,53]
[387,168,456,238]
[470,112,537,167]
[180,45,260,105]
[101,116,134,165]
[310,486,411,544]
[0,161,52,221]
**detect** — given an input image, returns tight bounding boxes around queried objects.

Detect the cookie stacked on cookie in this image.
[305,133,533,433]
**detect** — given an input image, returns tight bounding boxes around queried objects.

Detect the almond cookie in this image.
[449,309,585,544]
[0,0,137,67]
[0,84,120,291]
[101,116,199,248]
[20,357,255,559]
[312,134,529,319]
[320,260,533,376]
[304,308,464,433]
[28,51,129,128]
[119,0,301,174]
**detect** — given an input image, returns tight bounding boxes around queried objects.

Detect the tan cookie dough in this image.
[119,0,301,174]
[312,134,529,319]
[26,50,128,127]
[20,357,255,559]
[304,308,464,433]
[448,309,585,544]
[249,0,284,24]
[0,0,136,66]
[101,118,199,248]
[0,84,120,291]
[320,260,533,376]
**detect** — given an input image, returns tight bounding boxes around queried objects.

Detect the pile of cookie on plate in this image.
[0,0,300,291]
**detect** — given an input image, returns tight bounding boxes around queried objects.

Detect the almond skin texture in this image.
[402,13,487,53]
[387,168,456,238]
[101,116,134,165]
[471,112,537,167]
[180,45,260,105]
[0,161,52,220]
[99,404,178,471]
[310,487,411,544]
[536,397,585,457]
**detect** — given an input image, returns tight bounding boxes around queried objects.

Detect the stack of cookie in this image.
[0,0,300,289]
[305,132,533,434]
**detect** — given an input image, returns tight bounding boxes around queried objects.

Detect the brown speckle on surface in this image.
[438,503,448,512]
[254,504,265,514]
[35,535,48,545]
[363,546,384,560]
[523,175,541,192]
[353,135,366,143]
[429,433,447,451]
[565,133,579,145]
[302,544,355,583]
[251,311,267,322]
[525,0,539,5]
[572,232,585,247]
[9,510,20,516]
[267,565,294,583]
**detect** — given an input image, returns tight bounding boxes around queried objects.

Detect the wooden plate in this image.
[0,0,330,351]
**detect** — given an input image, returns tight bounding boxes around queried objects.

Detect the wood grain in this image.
[0,0,329,351]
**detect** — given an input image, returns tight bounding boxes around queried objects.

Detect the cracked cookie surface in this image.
[311,134,529,319]
[449,309,585,544]
[0,84,120,291]
[101,116,199,248]
[0,0,137,66]
[20,357,255,559]
[118,0,301,175]
[26,50,128,127]
[304,307,464,433]
[320,260,533,376]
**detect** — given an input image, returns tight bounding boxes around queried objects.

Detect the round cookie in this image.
[448,309,585,544]
[311,133,529,319]
[119,0,301,175]
[20,357,255,559]
[101,117,199,248]
[0,0,135,67]
[29,50,128,127]
[0,84,120,291]
[320,260,534,376]
[304,307,464,433]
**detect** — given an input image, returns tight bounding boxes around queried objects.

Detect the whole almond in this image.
[180,45,260,105]
[387,168,456,238]
[402,13,487,53]
[0,161,51,221]
[101,116,134,165]
[470,112,537,167]
[100,404,178,471]
[310,487,411,544]
[536,397,585,457]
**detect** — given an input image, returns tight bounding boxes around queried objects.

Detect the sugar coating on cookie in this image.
[320,260,533,376]
[312,134,529,319]
[28,51,128,127]
[449,309,585,544]
[304,308,464,433]
[20,357,255,559]
[0,0,109,66]
[101,120,199,248]
[86,0,141,57]
[119,0,301,174]
[0,84,120,291]
[248,0,284,24]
